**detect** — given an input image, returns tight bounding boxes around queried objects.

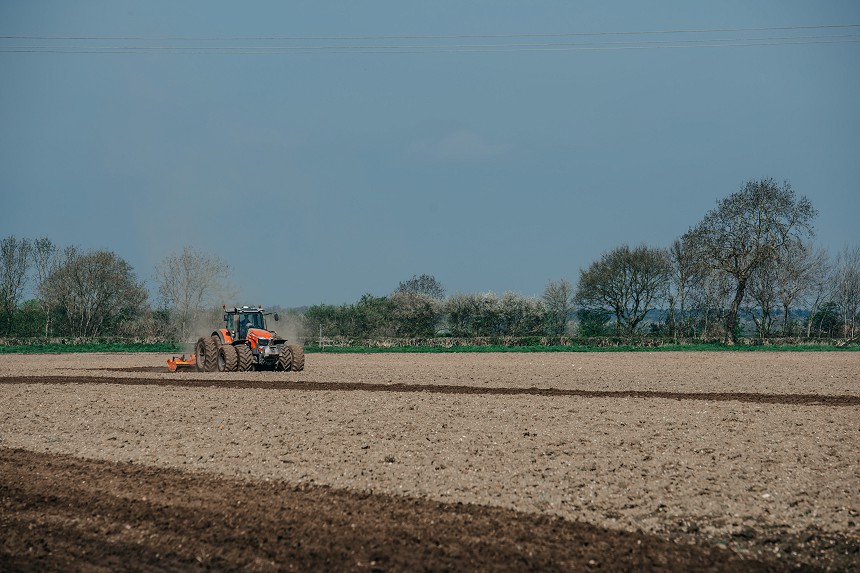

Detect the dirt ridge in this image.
[3,374,858,406]
[1,448,807,573]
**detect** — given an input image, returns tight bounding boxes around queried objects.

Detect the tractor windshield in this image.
[240,312,264,330]
[235,311,265,338]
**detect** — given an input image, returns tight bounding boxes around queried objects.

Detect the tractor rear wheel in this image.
[236,344,254,371]
[277,346,292,372]
[196,336,219,372]
[219,344,238,372]
[288,344,305,372]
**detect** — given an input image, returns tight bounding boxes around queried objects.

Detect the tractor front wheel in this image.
[277,346,292,372]
[236,344,254,371]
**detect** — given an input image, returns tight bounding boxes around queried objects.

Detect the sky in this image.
[1,1,858,308]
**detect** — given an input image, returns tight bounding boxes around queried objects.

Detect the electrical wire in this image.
[2,23,859,41]
[2,24,858,55]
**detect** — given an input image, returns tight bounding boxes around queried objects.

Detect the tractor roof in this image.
[229,306,265,313]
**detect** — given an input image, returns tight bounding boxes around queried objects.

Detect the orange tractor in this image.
[174,306,304,372]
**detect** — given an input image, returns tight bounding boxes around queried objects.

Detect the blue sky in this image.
[2,1,858,307]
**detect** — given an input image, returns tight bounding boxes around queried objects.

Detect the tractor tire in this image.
[219,344,238,372]
[288,344,305,372]
[277,346,292,372]
[236,344,254,371]
[196,336,219,372]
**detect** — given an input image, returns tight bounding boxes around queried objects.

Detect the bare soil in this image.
[1,351,858,571]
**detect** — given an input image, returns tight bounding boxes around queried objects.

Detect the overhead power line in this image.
[2,24,859,55]
[3,23,860,41]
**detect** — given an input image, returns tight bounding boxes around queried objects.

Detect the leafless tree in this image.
[683,179,816,342]
[155,247,231,341]
[775,241,827,336]
[832,244,860,338]
[575,244,670,337]
[0,235,32,335]
[745,260,779,340]
[668,237,699,340]
[543,279,574,335]
[32,237,60,336]
[43,248,148,337]
[802,252,833,338]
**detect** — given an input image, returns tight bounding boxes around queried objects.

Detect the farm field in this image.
[1,352,858,571]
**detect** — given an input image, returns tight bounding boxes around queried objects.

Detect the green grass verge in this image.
[306,342,857,353]
[0,343,182,354]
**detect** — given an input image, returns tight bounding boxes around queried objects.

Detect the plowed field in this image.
[1,352,858,571]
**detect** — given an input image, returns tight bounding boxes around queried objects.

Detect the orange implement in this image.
[167,354,196,372]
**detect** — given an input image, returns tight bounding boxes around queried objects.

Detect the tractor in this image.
[191,306,304,372]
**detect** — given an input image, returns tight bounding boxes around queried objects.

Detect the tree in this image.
[574,244,670,337]
[668,237,700,340]
[497,292,545,336]
[809,301,841,338]
[832,244,860,338]
[155,247,231,341]
[775,241,827,336]
[0,235,32,335]
[803,252,833,339]
[576,308,611,337]
[688,266,733,338]
[43,248,148,337]
[444,292,544,337]
[390,291,440,338]
[543,279,574,335]
[683,179,816,342]
[395,274,446,300]
[351,294,394,338]
[33,237,59,336]
[745,259,779,340]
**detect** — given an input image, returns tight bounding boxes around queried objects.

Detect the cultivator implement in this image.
[167,354,196,372]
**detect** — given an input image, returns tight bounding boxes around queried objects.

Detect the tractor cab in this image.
[224,306,279,341]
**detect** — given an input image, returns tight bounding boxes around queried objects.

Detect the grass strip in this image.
[0,343,182,354]
[306,343,856,353]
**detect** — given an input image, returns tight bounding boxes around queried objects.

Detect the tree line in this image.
[1,179,858,342]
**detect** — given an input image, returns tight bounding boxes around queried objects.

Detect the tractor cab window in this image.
[239,312,263,333]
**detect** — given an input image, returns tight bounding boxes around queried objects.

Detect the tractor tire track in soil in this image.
[3,374,858,407]
[0,448,806,573]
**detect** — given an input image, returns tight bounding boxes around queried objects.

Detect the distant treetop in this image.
[395,274,446,300]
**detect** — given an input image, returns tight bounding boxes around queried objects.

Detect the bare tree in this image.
[688,266,733,338]
[574,244,670,337]
[803,252,833,338]
[745,260,779,340]
[775,241,827,336]
[832,244,860,339]
[668,237,699,340]
[155,247,231,341]
[0,235,32,335]
[683,179,816,342]
[43,248,148,337]
[543,279,574,335]
[32,237,60,336]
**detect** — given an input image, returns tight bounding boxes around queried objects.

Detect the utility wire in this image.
[4,33,860,52]
[2,23,859,41]
[2,24,859,54]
